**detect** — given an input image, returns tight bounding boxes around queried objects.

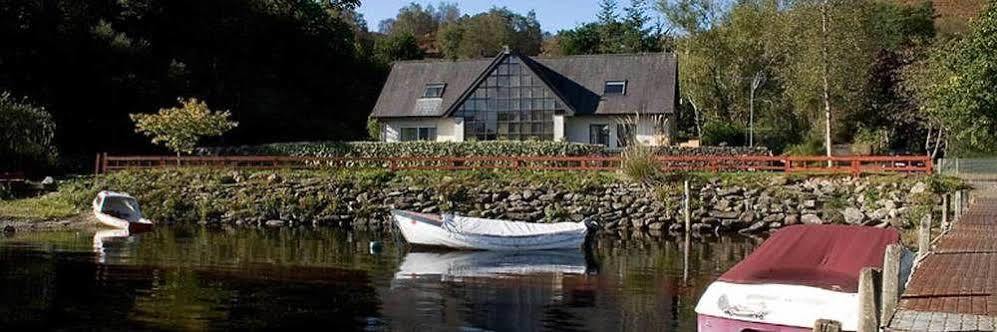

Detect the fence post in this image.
[94,153,102,175]
[851,159,860,176]
[942,194,949,231]
[954,190,963,223]
[857,267,882,332]
[918,214,932,260]
[880,244,902,327]
[813,319,842,332]
[102,152,108,173]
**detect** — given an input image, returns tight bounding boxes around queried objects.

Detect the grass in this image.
[0,193,80,220]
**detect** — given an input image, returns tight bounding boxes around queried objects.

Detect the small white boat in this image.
[391,210,590,250]
[394,250,588,281]
[92,191,154,232]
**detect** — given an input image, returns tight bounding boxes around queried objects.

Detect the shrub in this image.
[620,145,661,186]
[0,91,57,171]
[701,122,747,146]
[131,97,238,157]
[784,135,826,156]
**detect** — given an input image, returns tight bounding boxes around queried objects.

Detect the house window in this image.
[604,81,627,95]
[422,83,446,98]
[589,124,610,146]
[616,123,636,147]
[400,127,437,141]
[454,56,561,141]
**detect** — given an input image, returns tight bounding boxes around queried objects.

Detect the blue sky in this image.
[358,0,652,33]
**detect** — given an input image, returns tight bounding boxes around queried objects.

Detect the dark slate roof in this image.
[370,52,678,118]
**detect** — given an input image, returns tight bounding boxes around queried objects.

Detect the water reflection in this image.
[1,227,760,331]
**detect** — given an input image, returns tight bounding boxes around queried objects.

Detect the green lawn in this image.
[0,194,80,220]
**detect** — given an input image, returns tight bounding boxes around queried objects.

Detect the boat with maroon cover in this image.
[695,224,912,331]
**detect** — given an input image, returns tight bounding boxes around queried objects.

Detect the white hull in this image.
[92,191,154,231]
[695,281,859,331]
[392,210,588,251]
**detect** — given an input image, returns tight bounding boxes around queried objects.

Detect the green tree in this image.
[374,32,425,63]
[440,7,542,59]
[131,98,238,158]
[556,23,603,55]
[379,3,438,37]
[906,1,997,155]
[0,92,57,170]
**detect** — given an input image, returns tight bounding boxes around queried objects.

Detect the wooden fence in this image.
[0,172,25,183]
[94,153,933,175]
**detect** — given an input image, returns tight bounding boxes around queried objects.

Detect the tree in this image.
[906,1,997,155]
[557,23,603,55]
[131,98,238,158]
[379,3,438,36]
[374,32,425,63]
[440,7,542,58]
[0,92,57,171]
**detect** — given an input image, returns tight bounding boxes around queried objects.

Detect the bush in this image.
[701,122,747,146]
[784,135,826,156]
[200,141,608,158]
[620,145,661,186]
[0,92,57,171]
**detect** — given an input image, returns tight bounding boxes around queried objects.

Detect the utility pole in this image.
[821,0,833,166]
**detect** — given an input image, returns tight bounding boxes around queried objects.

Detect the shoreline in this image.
[1,214,99,233]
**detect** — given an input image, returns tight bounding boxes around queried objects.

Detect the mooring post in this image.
[954,190,963,222]
[918,214,932,260]
[813,319,842,332]
[941,194,950,231]
[684,180,691,233]
[857,267,882,332]
[880,244,902,326]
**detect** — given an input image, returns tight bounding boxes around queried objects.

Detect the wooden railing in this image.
[94,153,933,175]
[0,172,25,182]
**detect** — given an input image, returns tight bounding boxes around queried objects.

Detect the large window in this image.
[590,124,610,146]
[454,56,561,141]
[616,123,636,147]
[422,83,446,98]
[400,127,436,141]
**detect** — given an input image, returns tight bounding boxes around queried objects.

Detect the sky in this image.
[358,0,632,33]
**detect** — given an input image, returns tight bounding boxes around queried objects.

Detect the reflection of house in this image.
[370,49,679,148]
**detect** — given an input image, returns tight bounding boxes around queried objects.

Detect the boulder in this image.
[264,220,285,227]
[910,182,928,194]
[709,211,740,219]
[843,207,866,225]
[801,213,823,224]
[784,214,800,225]
[739,221,767,233]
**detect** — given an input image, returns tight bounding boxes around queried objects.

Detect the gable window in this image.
[589,124,610,146]
[616,123,636,147]
[454,56,561,141]
[604,81,627,95]
[400,127,437,141]
[422,83,446,98]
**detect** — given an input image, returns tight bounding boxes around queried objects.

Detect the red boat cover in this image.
[718,224,900,293]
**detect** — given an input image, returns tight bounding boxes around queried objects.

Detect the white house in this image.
[370,50,679,148]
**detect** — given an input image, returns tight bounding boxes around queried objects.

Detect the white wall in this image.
[381,118,464,142]
[564,115,674,148]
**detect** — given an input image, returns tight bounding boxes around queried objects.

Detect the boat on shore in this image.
[92,191,154,232]
[391,210,590,250]
[695,224,912,331]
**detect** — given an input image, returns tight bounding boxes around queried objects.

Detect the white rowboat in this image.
[92,191,154,232]
[391,210,589,251]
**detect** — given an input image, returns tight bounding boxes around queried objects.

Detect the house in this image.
[369,49,678,148]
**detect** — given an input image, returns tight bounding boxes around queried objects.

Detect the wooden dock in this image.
[888,191,997,331]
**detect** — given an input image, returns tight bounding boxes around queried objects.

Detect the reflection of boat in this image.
[92,191,154,232]
[92,228,130,264]
[696,225,912,331]
[394,250,588,280]
[391,210,589,250]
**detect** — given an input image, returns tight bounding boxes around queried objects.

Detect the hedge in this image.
[197,141,771,158]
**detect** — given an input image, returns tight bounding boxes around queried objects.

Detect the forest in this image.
[1,0,995,172]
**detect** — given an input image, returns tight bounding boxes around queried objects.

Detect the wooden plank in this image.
[858,267,882,332]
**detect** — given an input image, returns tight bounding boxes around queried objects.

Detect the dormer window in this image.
[604,80,627,95]
[422,83,446,98]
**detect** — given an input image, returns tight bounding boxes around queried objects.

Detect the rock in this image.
[709,211,740,219]
[716,199,732,211]
[739,221,767,233]
[266,173,282,183]
[910,182,928,194]
[768,222,783,229]
[763,213,785,223]
[508,194,523,201]
[739,212,756,223]
[803,200,817,208]
[668,223,684,232]
[2,225,14,234]
[648,222,665,231]
[421,206,438,213]
[264,220,285,227]
[801,213,823,224]
[843,207,865,225]
[522,190,534,200]
[877,199,897,210]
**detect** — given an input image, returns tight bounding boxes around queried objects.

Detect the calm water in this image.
[0,227,759,331]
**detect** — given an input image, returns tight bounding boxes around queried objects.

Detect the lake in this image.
[0,227,759,331]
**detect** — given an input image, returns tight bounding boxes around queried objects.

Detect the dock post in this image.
[880,244,902,326]
[954,190,962,222]
[918,214,931,260]
[857,267,882,332]
[942,194,949,231]
[684,180,691,233]
[813,319,842,332]
[683,180,691,284]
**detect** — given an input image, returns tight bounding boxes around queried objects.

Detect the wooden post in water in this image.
[880,244,903,326]
[683,180,691,284]
[918,214,931,261]
[954,190,962,222]
[813,319,842,332]
[857,267,882,332]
